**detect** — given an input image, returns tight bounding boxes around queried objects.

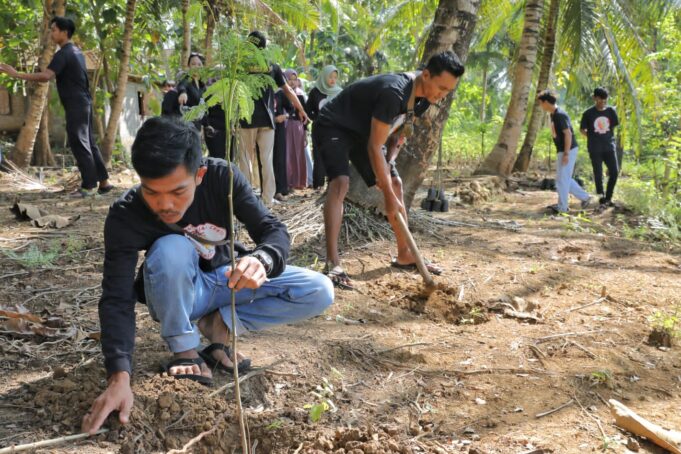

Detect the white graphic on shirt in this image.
[182,223,226,260]
[593,116,611,134]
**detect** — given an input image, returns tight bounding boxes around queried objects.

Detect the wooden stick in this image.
[394,212,436,289]
[208,360,286,398]
[0,429,108,453]
[535,399,574,418]
[166,426,218,454]
[535,330,606,344]
[563,296,608,314]
[610,399,681,454]
[570,341,597,359]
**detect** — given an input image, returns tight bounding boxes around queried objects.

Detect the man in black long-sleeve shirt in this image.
[82,116,333,434]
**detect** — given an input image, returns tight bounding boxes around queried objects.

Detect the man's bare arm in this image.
[0,64,55,82]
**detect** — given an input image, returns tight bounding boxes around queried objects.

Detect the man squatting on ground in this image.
[0,16,113,197]
[537,90,592,214]
[580,87,620,207]
[313,51,465,289]
[81,117,334,434]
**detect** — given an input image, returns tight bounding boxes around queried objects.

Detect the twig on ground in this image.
[208,360,286,398]
[570,341,597,359]
[563,296,609,314]
[0,428,108,453]
[377,342,432,355]
[166,426,218,454]
[535,330,608,344]
[293,442,304,454]
[535,399,574,418]
[528,345,548,369]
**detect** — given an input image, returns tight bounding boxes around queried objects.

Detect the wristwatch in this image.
[250,250,273,276]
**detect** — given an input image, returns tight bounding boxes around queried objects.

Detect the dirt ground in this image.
[0,167,680,454]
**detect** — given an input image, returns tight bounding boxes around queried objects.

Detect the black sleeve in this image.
[221,164,290,276]
[554,112,569,133]
[372,88,403,125]
[305,88,323,121]
[579,110,588,131]
[271,64,287,88]
[47,50,66,76]
[99,209,143,377]
[176,79,189,95]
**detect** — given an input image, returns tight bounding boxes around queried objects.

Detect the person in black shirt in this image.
[0,16,113,197]
[306,64,342,189]
[314,51,464,289]
[176,53,205,130]
[80,117,333,434]
[537,90,591,214]
[237,31,309,206]
[580,87,620,206]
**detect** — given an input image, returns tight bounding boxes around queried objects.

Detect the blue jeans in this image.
[556,148,589,212]
[143,234,334,353]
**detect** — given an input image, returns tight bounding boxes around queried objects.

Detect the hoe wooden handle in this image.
[394,212,436,288]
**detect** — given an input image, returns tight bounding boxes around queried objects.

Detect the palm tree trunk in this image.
[8,0,64,169]
[513,0,558,173]
[101,0,137,163]
[475,0,544,176]
[347,0,481,211]
[32,89,56,166]
[181,0,191,69]
[203,1,217,66]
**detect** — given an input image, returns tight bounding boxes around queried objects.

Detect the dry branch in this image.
[0,429,107,453]
[535,399,574,418]
[610,399,681,454]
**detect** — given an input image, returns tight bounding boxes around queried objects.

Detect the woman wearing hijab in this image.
[306,65,342,189]
[284,69,308,190]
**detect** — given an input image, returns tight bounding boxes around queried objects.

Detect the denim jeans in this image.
[143,234,334,353]
[556,147,590,212]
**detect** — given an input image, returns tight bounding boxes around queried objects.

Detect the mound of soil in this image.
[366,276,487,324]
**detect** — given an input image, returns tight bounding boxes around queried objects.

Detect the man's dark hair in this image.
[425,51,465,78]
[537,89,558,105]
[248,31,267,49]
[50,16,75,38]
[132,116,202,179]
[187,52,205,66]
[593,87,608,99]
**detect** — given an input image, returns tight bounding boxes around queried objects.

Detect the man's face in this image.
[538,99,551,112]
[420,69,459,104]
[594,96,607,109]
[140,165,206,224]
[50,24,68,45]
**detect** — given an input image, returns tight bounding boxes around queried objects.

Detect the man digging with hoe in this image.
[314,51,465,290]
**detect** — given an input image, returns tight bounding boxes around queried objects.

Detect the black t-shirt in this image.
[99,158,290,376]
[176,77,205,108]
[305,87,327,122]
[317,73,430,142]
[161,89,181,117]
[550,107,578,153]
[241,63,287,129]
[47,42,91,106]
[579,106,619,153]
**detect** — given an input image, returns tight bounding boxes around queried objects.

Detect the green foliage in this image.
[304,377,336,423]
[589,369,613,387]
[649,306,681,338]
[3,242,60,268]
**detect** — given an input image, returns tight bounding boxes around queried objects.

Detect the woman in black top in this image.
[177,53,206,130]
[306,65,342,189]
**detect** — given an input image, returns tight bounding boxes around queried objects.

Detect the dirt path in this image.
[0,171,680,453]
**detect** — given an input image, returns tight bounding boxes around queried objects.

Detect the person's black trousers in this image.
[273,122,288,196]
[311,123,326,189]
[64,101,108,189]
[589,149,620,201]
[205,128,227,160]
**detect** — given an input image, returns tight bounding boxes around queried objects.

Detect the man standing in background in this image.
[0,16,113,197]
[580,87,620,207]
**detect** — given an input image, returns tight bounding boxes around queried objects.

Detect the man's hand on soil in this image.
[225,256,268,290]
[82,371,133,435]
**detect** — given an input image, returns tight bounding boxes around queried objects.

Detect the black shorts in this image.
[313,124,397,187]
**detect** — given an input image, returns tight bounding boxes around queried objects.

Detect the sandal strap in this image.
[202,342,232,357]
[166,356,205,368]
